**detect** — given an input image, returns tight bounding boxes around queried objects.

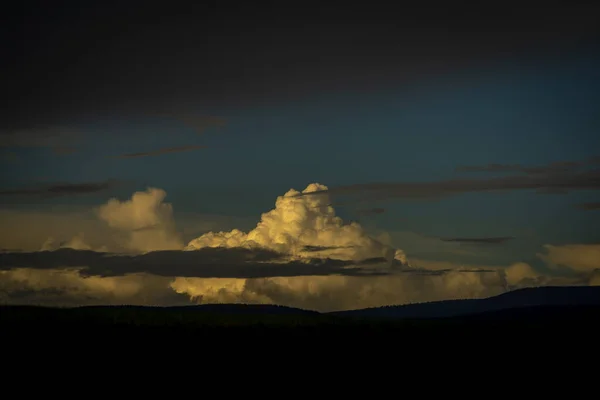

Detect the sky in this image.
[1,2,599,311]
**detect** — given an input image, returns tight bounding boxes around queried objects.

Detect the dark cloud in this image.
[0,248,397,279]
[2,2,599,130]
[438,237,515,244]
[0,247,482,279]
[293,164,600,202]
[455,157,600,175]
[0,180,122,198]
[575,202,600,210]
[0,115,219,153]
[405,268,498,276]
[111,145,208,159]
[301,245,357,253]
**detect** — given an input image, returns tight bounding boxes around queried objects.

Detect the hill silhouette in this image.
[2,286,599,340]
[329,286,600,319]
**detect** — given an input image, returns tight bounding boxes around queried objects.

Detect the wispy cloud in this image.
[455,157,600,175]
[111,144,208,159]
[0,126,80,149]
[437,237,515,244]
[293,162,600,202]
[0,180,122,198]
[51,146,78,155]
[153,114,227,135]
[301,245,358,253]
[177,115,226,135]
[575,202,600,210]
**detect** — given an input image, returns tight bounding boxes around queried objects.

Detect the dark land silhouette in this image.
[330,286,600,319]
[2,286,599,342]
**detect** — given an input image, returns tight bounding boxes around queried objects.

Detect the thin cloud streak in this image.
[455,157,600,175]
[438,237,515,244]
[176,115,226,135]
[111,145,208,159]
[575,202,600,210]
[293,167,600,202]
[150,114,227,135]
[0,180,122,198]
[301,245,358,253]
[51,146,78,155]
[0,126,81,148]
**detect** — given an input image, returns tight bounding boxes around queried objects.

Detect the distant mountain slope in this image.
[328,286,600,319]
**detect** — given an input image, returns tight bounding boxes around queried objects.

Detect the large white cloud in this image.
[537,244,600,273]
[95,187,184,253]
[0,267,175,306]
[0,266,514,312]
[186,183,408,264]
[170,269,510,312]
[0,259,589,311]
[1,183,597,311]
[33,188,185,253]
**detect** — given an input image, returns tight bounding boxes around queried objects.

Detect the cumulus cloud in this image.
[404,258,547,289]
[40,233,94,252]
[503,262,540,286]
[96,188,184,253]
[537,244,600,273]
[1,182,598,311]
[0,206,251,254]
[23,188,184,253]
[170,269,510,312]
[0,265,513,311]
[589,270,600,286]
[0,208,112,252]
[186,183,407,264]
[0,259,590,311]
[0,267,180,306]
